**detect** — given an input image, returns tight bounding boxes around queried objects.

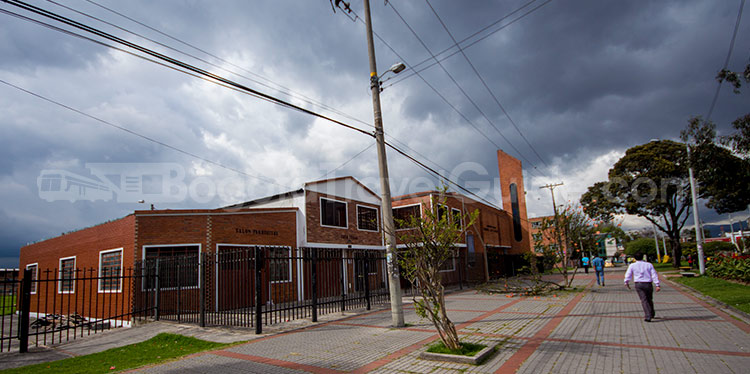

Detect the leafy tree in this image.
[532,205,595,287]
[716,63,750,157]
[624,237,657,260]
[396,191,478,351]
[581,140,691,268]
[681,117,750,214]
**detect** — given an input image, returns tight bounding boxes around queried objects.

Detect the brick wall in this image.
[497,150,532,255]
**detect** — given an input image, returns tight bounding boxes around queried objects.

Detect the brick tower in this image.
[497,150,531,254]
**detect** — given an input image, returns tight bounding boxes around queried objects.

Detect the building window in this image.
[439,251,456,272]
[531,221,542,229]
[437,204,448,220]
[268,247,292,283]
[357,205,379,231]
[59,256,76,293]
[451,208,462,228]
[99,249,123,293]
[26,263,38,294]
[144,245,200,289]
[393,204,421,229]
[320,198,347,228]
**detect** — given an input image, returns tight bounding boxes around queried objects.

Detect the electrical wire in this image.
[1,0,374,139]
[387,1,543,177]
[3,0,517,212]
[425,0,550,170]
[706,0,745,121]
[0,78,293,190]
[317,142,375,180]
[385,0,555,89]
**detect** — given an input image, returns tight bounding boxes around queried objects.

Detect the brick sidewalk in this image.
[133,272,750,374]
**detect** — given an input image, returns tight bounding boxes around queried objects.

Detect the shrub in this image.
[706,253,750,283]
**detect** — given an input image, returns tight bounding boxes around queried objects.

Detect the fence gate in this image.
[141,247,390,334]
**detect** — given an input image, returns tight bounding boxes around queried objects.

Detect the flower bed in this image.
[706,254,750,283]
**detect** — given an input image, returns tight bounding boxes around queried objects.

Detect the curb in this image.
[665,277,750,324]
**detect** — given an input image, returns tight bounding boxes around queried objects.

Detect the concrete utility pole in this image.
[687,146,706,274]
[652,222,661,263]
[362,0,404,327]
[540,183,565,263]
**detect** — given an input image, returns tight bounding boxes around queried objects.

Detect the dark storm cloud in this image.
[0,0,748,266]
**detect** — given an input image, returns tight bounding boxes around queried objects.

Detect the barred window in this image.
[393,205,421,229]
[59,257,75,293]
[144,245,200,289]
[357,206,378,231]
[268,247,291,283]
[99,249,123,292]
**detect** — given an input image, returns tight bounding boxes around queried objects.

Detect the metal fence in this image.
[136,247,390,334]
[3,268,157,353]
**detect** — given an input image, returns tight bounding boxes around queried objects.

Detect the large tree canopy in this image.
[581,140,691,267]
[681,117,750,214]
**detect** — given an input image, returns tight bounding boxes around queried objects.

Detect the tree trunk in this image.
[669,237,682,268]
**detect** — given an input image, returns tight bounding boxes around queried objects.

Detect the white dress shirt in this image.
[624,260,660,287]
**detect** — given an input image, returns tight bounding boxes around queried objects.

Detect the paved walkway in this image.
[126,270,750,374]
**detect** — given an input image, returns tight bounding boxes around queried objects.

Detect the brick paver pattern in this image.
[133,271,750,374]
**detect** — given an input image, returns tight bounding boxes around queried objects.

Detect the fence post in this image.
[199,253,206,327]
[176,261,181,322]
[340,252,346,313]
[255,247,264,334]
[364,252,370,311]
[154,258,160,321]
[19,269,31,353]
[311,248,318,323]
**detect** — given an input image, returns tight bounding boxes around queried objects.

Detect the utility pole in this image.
[652,222,661,263]
[362,0,404,327]
[687,146,706,274]
[540,183,565,264]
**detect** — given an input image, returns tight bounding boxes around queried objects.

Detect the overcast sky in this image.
[1,0,748,268]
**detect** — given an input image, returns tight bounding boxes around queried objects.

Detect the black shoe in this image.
[644,318,652,322]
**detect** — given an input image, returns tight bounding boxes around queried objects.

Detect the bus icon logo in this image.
[38,170,112,202]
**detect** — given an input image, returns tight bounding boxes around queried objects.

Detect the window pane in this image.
[144,246,199,289]
[393,205,421,229]
[357,206,378,231]
[321,199,347,228]
[27,265,37,293]
[100,251,122,291]
[60,258,75,292]
[269,248,291,282]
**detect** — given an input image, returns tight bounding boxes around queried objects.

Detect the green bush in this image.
[706,254,750,283]
[683,241,736,257]
[624,237,657,259]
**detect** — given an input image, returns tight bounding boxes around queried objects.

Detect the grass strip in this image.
[671,276,750,314]
[0,295,16,316]
[0,333,230,374]
[426,341,486,356]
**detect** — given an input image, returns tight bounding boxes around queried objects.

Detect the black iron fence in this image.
[136,247,390,334]
[3,268,157,353]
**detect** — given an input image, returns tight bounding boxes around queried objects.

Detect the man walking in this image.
[581,255,590,274]
[624,252,660,322]
[592,255,605,286]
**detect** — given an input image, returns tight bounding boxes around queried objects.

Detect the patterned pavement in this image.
[132,270,750,374]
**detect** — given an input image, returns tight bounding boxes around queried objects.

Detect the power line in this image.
[317,142,375,180]
[1,0,374,139]
[425,0,550,169]
[3,0,510,212]
[66,0,377,132]
[706,0,745,121]
[0,78,294,190]
[386,0,555,88]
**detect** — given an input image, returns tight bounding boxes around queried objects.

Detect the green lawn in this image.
[653,261,688,272]
[670,276,750,315]
[0,295,16,315]
[0,333,232,374]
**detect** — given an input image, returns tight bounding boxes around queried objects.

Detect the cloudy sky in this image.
[1,0,748,267]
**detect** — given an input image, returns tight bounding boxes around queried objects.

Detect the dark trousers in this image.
[635,282,655,319]
[583,265,589,274]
